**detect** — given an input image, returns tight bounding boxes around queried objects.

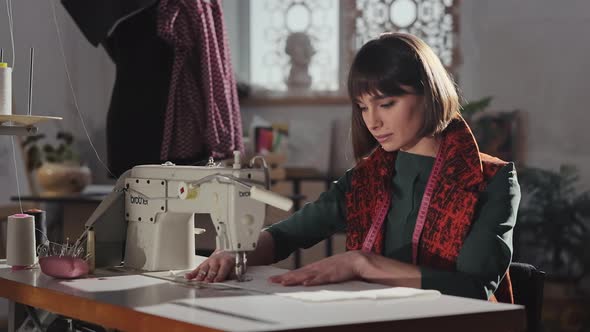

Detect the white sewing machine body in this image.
[87,155,291,274]
[123,163,266,271]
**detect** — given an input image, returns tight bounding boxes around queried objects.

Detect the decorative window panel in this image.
[249,0,340,93]
[247,0,459,97]
[351,0,459,69]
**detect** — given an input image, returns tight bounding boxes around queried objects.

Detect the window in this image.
[238,0,459,100]
[250,0,340,94]
[353,0,458,67]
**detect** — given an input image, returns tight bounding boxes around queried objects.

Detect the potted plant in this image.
[516,165,590,331]
[461,96,493,120]
[516,165,590,280]
[461,96,523,165]
[22,131,91,196]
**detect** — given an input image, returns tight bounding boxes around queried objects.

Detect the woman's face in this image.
[356,87,426,153]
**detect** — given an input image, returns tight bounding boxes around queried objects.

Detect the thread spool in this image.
[86,227,95,273]
[6,214,36,269]
[0,62,12,116]
[25,208,47,247]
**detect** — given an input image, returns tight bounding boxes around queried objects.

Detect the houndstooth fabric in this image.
[157,0,243,161]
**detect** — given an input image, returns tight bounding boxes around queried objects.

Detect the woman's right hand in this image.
[185,250,235,282]
[184,231,276,282]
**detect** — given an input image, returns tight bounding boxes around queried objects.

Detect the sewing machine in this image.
[84,152,292,280]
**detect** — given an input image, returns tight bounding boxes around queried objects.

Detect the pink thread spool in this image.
[6,214,36,270]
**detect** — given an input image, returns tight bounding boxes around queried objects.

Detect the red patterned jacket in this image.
[345,117,513,303]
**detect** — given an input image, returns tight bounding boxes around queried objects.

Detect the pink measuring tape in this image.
[362,140,446,265]
[361,195,390,253]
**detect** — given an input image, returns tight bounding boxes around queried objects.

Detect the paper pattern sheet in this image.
[143,263,441,303]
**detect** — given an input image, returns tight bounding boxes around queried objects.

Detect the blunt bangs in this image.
[347,38,424,104]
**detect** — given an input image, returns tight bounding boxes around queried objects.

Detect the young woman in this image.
[186,32,520,302]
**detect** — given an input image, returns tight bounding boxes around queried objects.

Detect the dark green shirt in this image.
[266,151,521,300]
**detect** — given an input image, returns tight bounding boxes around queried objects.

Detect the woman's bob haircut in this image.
[348,32,460,161]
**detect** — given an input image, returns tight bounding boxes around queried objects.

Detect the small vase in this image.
[35,162,92,196]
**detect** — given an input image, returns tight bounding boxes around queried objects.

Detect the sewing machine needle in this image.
[235,251,248,282]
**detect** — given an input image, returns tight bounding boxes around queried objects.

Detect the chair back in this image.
[510,262,545,332]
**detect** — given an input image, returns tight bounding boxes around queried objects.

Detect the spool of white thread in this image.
[0,62,12,116]
[0,62,12,115]
[6,214,37,269]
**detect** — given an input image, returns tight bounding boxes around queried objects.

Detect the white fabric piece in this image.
[275,287,441,302]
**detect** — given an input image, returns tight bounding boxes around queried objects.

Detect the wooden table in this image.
[0,261,526,332]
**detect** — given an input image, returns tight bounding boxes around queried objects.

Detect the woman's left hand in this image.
[269,251,366,286]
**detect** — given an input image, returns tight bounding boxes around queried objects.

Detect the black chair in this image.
[509,262,546,332]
